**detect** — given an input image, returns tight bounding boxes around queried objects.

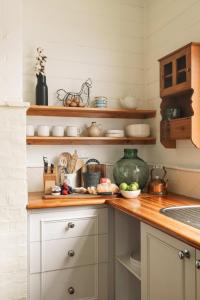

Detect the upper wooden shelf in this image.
[27,105,156,119]
[26,136,156,145]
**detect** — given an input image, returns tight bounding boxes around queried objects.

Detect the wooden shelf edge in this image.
[116,255,141,280]
[26,136,156,145]
[27,105,156,119]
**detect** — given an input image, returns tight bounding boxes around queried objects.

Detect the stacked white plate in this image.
[105,129,124,137]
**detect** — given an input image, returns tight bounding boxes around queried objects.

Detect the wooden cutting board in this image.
[43,193,101,199]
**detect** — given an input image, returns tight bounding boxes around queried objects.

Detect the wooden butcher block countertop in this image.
[28,192,200,249]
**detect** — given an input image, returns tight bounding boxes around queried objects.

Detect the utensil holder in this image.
[43,168,56,195]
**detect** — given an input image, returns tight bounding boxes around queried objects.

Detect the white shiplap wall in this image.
[24,0,147,191]
[144,0,200,198]
[23,0,145,106]
[0,1,27,299]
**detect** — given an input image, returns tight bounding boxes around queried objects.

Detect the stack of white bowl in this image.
[105,129,124,137]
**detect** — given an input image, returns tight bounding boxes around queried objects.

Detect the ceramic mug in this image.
[37,125,50,137]
[52,126,64,137]
[26,125,35,136]
[66,126,81,137]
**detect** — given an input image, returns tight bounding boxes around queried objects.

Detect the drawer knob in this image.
[178,250,184,259]
[68,222,75,229]
[183,249,190,258]
[196,260,200,269]
[68,287,75,295]
[68,250,75,257]
[178,250,190,259]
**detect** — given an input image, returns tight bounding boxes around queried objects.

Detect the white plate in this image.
[105,134,124,137]
[106,130,124,134]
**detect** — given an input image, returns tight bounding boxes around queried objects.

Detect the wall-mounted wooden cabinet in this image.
[160,45,191,97]
[159,42,200,148]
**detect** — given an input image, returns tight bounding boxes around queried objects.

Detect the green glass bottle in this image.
[113,149,149,189]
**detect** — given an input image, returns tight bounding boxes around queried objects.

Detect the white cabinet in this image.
[28,206,110,300]
[141,223,196,300]
[196,250,200,300]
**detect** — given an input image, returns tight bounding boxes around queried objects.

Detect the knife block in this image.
[43,169,57,195]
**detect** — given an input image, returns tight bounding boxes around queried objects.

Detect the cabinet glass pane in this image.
[164,63,172,76]
[164,76,172,88]
[176,56,186,71]
[177,71,186,84]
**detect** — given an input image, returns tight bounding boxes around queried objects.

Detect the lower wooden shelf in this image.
[26,136,156,145]
[116,255,141,280]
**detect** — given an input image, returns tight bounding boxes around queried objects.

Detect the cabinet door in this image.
[173,46,191,94]
[160,56,174,96]
[141,223,195,300]
[196,250,200,300]
[160,46,191,97]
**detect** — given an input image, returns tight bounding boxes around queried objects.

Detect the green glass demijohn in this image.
[113,149,149,189]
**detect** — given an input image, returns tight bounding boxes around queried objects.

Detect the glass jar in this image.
[113,149,149,189]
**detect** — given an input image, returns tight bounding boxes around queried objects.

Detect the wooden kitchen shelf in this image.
[26,136,156,145]
[116,255,141,280]
[27,105,156,119]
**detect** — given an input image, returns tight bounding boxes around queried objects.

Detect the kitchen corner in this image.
[2,1,200,300]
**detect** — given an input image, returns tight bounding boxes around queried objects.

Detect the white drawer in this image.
[29,263,108,300]
[29,207,108,242]
[30,234,108,274]
[43,216,97,240]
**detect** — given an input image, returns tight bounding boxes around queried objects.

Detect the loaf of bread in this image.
[96,183,119,194]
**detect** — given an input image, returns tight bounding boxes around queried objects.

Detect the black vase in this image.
[36,73,48,105]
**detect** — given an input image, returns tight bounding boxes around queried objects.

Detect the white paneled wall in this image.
[0,0,22,102]
[24,0,147,191]
[23,0,145,105]
[0,1,27,299]
[144,0,200,198]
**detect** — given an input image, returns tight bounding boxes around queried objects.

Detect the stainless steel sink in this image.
[160,205,200,229]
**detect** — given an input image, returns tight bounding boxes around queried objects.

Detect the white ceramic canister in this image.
[52,126,64,137]
[37,125,50,137]
[26,125,35,136]
[66,126,81,137]
[64,173,79,188]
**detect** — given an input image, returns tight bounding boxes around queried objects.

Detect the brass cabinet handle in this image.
[68,287,75,295]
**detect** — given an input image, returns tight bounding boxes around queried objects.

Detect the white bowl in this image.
[120,96,137,109]
[125,124,150,137]
[120,189,141,199]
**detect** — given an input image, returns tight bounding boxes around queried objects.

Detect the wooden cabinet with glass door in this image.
[159,42,200,148]
[160,44,191,97]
